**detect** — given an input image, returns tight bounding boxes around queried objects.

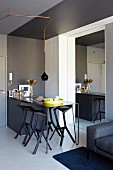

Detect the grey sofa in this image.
[87,121,113,160]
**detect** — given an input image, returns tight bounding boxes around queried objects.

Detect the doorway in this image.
[75,31,105,130]
[0,56,7,127]
[60,19,108,129]
[76,30,105,93]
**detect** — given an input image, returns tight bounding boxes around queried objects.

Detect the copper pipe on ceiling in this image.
[0,13,51,52]
[44,30,46,53]
[0,14,10,21]
[9,13,50,19]
[44,17,51,52]
[9,13,51,52]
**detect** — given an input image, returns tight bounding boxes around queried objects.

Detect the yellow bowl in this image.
[44,98,63,106]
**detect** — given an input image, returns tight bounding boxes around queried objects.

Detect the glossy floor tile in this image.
[75,118,106,131]
[0,123,87,170]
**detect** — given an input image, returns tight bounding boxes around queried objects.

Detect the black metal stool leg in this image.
[47,122,54,139]
[22,111,34,144]
[32,122,45,155]
[49,108,62,140]
[49,129,55,140]
[54,109,62,135]
[60,128,64,146]
[42,133,52,150]
[93,97,105,123]
[48,122,53,132]
[15,122,25,139]
[22,124,31,145]
[33,132,43,154]
[15,108,26,139]
[49,106,75,146]
[93,112,99,123]
[24,114,38,147]
[49,108,61,138]
[24,130,34,147]
[66,127,75,143]
[62,111,75,143]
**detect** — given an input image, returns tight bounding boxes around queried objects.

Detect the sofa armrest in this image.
[87,121,113,152]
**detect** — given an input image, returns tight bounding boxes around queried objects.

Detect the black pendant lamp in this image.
[41,72,48,81]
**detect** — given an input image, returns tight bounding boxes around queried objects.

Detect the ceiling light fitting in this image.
[0,13,51,52]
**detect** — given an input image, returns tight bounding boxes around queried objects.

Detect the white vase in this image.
[30,86,33,97]
[87,83,91,92]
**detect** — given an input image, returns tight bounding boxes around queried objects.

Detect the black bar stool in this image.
[24,110,52,154]
[50,105,76,146]
[48,108,61,137]
[93,96,105,123]
[15,105,35,145]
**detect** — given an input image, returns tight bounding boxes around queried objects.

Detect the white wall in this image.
[105,22,113,120]
[59,35,75,124]
[87,46,105,64]
[45,35,75,125]
[59,35,75,103]
[87,46,105,93]
[59,35,68,100]
[0,34,7,56]
[45,36,59,98]
[45,35,75,101]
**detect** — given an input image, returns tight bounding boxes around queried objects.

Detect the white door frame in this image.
[5,56,7,126]
[62,16,113,37]
[60,16,113,124]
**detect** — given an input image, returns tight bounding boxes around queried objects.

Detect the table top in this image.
[9,96,78,108]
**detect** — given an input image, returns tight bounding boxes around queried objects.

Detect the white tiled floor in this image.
[75,118,106,131]
[0,124,86,170]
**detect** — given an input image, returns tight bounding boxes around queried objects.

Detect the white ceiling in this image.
[0,0,63,34]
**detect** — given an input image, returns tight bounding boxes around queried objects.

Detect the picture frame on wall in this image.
[19,85,31,97]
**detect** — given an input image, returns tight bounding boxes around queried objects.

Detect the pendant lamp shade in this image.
[41,72,48,81]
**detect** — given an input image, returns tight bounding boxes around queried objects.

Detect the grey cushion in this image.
[96,135,113,155]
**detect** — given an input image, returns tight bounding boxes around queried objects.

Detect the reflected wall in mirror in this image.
[75,30,105,93]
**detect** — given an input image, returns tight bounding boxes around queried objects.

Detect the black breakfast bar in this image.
[7,97,79,153]
[76,92,105,121]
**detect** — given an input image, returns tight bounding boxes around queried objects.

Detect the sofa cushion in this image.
[96,135,113,155]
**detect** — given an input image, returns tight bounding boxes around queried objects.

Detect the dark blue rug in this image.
[53,147,113,170]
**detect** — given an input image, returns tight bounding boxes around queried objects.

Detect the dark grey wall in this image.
[76,45,87,84]
[105,23,113,121]
[7,36,45,97]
